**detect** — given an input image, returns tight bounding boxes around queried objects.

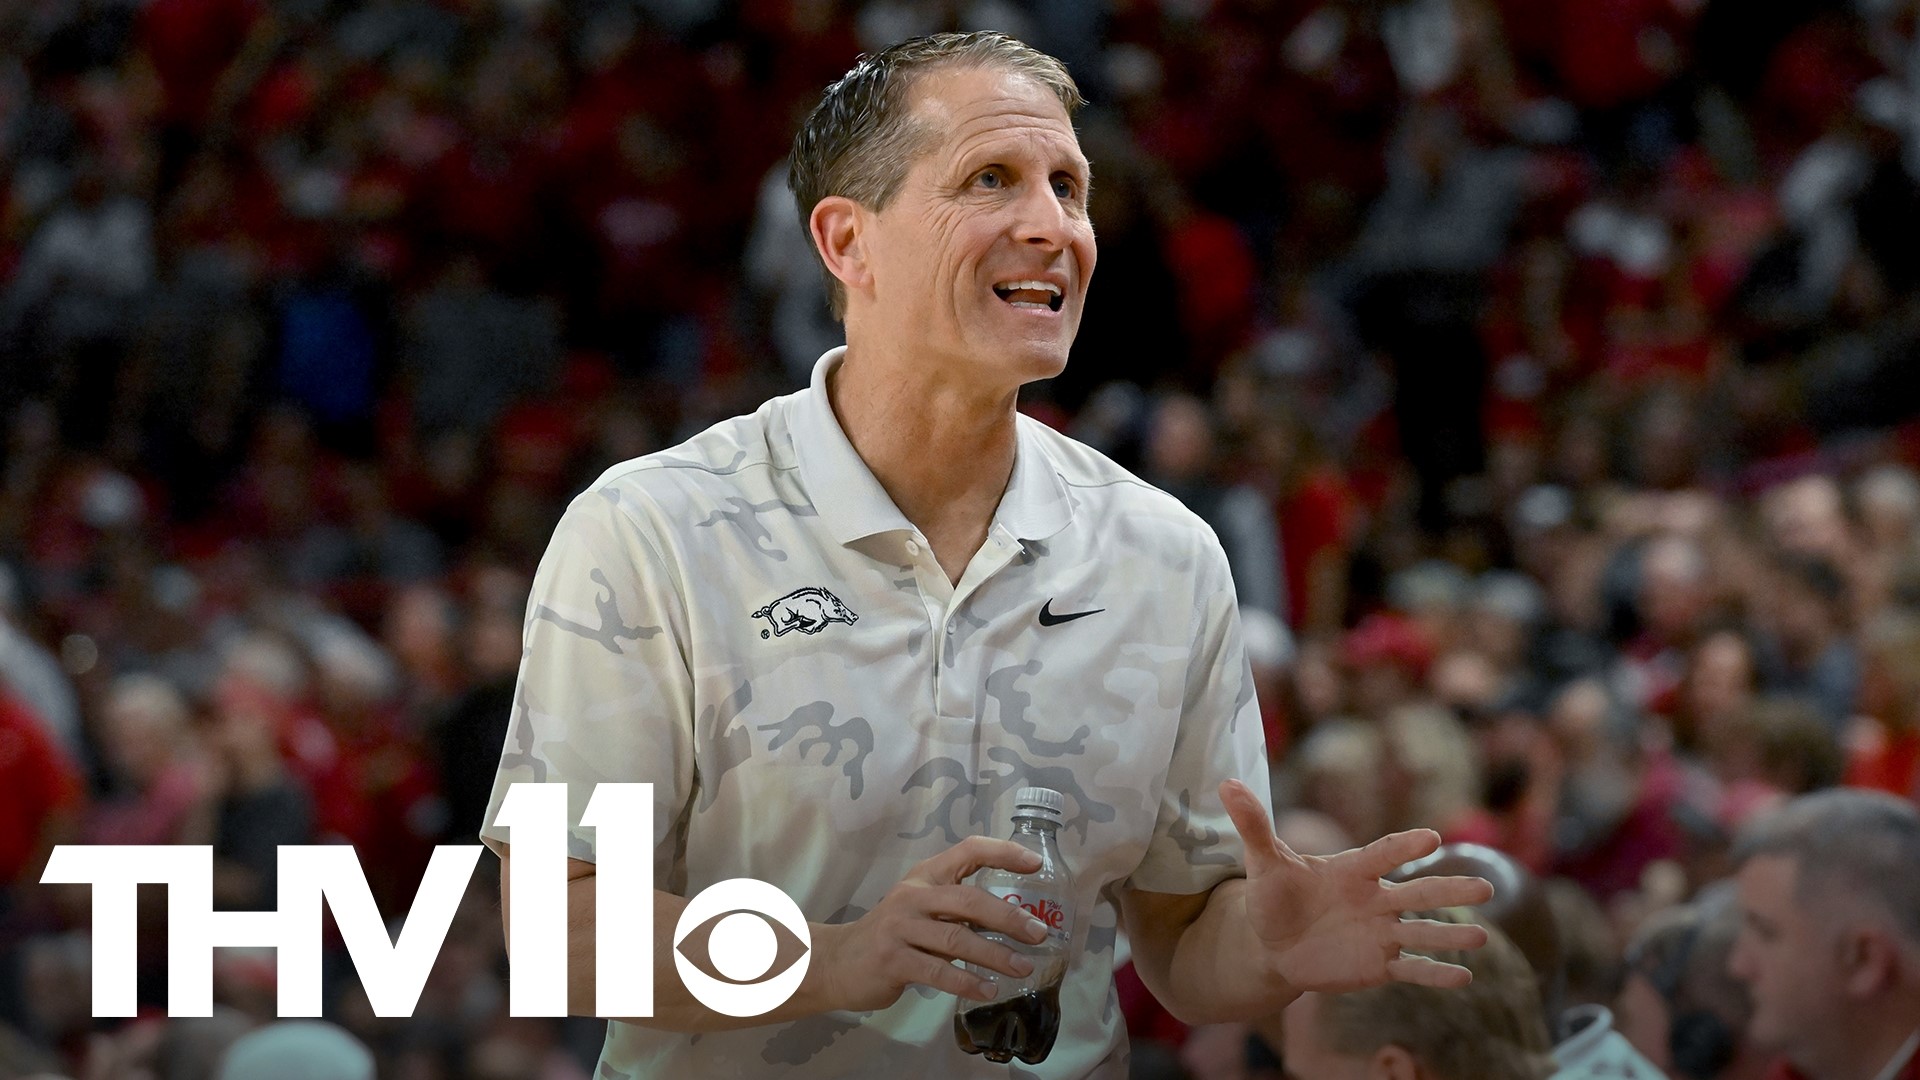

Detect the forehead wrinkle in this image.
[905,72,1084,173]
[946,123,1087,175]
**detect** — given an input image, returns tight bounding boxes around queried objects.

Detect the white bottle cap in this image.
[1012,787,1066,823]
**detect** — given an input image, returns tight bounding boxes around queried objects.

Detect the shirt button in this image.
[945,620,956,635]
[905,539,920,557]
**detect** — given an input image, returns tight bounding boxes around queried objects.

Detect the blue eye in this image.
[1052,177,1073,198]
[978,171,1002,189]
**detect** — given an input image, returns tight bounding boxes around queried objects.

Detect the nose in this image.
[1013,180,1072,251]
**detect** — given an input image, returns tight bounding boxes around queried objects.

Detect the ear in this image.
[1368,1045,1423,1080]
[1840,926,1899,999]
[808,195,871,300]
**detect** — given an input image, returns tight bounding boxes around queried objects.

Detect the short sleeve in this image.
[1128,538,1272,895]
[478,485,696,875]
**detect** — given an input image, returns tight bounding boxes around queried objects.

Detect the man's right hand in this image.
[811,836,1054,1013]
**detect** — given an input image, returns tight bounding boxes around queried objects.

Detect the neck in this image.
[1799,1006,1920,1080]
[828,345,1019,539]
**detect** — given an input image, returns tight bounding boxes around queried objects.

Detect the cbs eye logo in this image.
[673,878,812,1016]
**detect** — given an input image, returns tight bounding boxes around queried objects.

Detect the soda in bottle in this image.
[954,787,1074,1065]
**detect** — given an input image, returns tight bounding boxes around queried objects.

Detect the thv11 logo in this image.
[40,783,809,1019]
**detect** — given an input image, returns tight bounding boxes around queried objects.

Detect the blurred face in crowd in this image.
[1687,630,1755,747]
[1763,478,1852,563]
[1854,469,1919,554]
[1613,971,1677,1073]
[1728,855,1845,1059]
[842,65,1095,390]
[1145,395,1215,481]
[104,687,188,787]
[1639,535,1709,644]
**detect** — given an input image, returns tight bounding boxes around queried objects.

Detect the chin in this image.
[1010,328,1076,376]
[1745,1013,1789,1054]
[1012,349,1070,386]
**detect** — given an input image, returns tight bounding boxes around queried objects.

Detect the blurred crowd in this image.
[3,0,1920,1076]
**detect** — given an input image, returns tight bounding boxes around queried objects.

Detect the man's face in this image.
[1280,994,1378,1080]
[1728,855,1845,1057]
[1613,972,1676,1073]
[853,65,1095,388]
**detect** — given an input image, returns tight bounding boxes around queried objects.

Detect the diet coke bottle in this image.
[954,787,1074,1065]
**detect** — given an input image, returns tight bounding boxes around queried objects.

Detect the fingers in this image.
[1385,874,1496,913]
[1386,953,1474,989]
[1394,917,1491,954]
[902,918,1036,981]
[913,884,1052,945]
[914,836,1042,885]
[1351,828,1444,879]
[905,950,999,1002]
[1219,778,1285,877]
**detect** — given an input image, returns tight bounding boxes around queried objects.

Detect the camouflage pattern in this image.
[480,348,1270,1078]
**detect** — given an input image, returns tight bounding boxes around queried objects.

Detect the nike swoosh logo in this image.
[1038,599,1104,626]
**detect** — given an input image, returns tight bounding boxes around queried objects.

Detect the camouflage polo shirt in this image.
[479,347,1270,1078]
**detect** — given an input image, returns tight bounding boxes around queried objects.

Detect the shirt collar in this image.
[998,415,1073,542]
[1769,1031,1920,1080]
[785,347,1074,547]
[1875,1031,1920,1080]
[788,347,914,545]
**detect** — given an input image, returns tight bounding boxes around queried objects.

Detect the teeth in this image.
[994,280,1062,296]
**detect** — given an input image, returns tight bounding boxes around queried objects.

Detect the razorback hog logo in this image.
[752,587,859,638]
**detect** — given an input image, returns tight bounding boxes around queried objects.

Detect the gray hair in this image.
[1732,789,1920,945]
[788,31,1083,319]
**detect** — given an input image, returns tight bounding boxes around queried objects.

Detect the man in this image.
[1275,908,1668,1080]
[1616,885,1768,1080]
[1389,844,1668,1080]
[1140,392,1285,621]
[480,32,1490,1077]
[1754,556,1859,735]
[1727,790,1920,1080]
[1273,909,1580,1080]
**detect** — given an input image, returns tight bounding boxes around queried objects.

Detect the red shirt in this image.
[138,0,261,127]
[1276,470,1353,631]
[1845,725,1920,802]
[0,694,84,883]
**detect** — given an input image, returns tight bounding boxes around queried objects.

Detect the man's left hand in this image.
[1220,778,1495,994]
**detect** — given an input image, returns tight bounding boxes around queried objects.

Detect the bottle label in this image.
[986,886,1070,945]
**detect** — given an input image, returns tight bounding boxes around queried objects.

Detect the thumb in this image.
[1219,778,1285,878]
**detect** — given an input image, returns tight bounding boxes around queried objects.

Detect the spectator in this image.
[209,676,312,911]
[1754,555,1859,735]
[1142,392,1285,620]
[1549,678,1685,902]
[82,673,216,848]
[1271,908,1555,1080]
[1616,886,1769,1080]
[0,563,82,758]
[1846,608,1920,799]
[0,692,83,889]
[400,252,560,440]
[2,2,1919,1076]
[1270,907,1664,1079]
[217,1020,376,1080]
[1727,791,1920,1080]
[1391,843,1566,1030]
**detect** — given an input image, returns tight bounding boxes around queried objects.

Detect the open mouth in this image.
[992,279,1064,313]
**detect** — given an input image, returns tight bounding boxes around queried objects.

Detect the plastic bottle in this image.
[953,787,1074,1065]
